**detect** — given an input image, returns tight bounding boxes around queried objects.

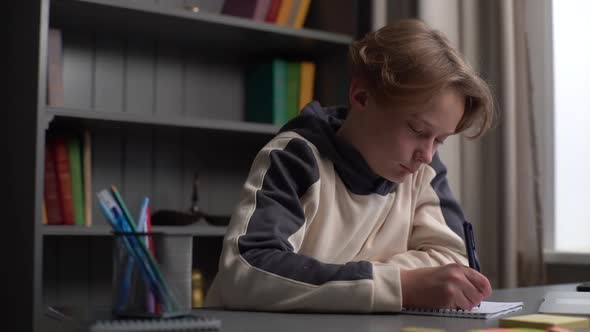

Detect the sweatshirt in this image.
[204,101,469,313]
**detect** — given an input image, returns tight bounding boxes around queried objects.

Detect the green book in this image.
[67,136,85,226]
[285,62,301,121]
[245,59,288,126]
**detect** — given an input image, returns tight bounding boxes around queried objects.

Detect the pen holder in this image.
[111,231,193,318]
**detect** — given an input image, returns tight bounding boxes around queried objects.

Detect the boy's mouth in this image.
[401,164,418,173]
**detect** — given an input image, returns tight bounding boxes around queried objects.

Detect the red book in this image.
[265,0,282,22]
[253,0,272,21]
[44,142,63,224]
[53,137,76,225]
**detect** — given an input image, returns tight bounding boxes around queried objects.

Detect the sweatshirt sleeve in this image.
[209,136,402,313]
[386,153,469,269]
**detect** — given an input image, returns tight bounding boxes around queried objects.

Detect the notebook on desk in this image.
[401,301,524,319]
[538,291,590,316]
[88,316,221,332]
[46,306,221,332]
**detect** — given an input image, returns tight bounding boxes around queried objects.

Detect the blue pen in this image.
[463,220,482,309]
[462,220,481,272]
[97,190,180,313]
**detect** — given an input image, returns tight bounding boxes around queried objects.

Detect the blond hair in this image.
[349,19,495,138]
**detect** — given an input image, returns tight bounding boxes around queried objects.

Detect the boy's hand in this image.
[400,263,492,311]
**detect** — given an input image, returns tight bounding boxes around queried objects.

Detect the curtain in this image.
[416,0,547,288]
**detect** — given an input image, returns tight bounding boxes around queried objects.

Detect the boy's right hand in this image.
[400,263,492,311]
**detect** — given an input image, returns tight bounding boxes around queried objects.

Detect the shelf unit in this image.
[41,223,227,237]
[7,0,371,330]
[46,107,280,135]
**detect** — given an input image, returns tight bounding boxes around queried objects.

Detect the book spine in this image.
[265,0,282,22]
[44,142,63,225]
[286,0,301,26]
[292,0,311,28]
[83,130,92,227]
[47,28,64,107]
[253,0,272,21]
[275,0,294,25]
[285,61,301,121]
[54,137,76,225]
[272,59,288,126]
[298,61,316,110]
[67,136,85,226]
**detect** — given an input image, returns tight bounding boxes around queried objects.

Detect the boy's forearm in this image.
[386,246,468,269]
[214,253,404,312]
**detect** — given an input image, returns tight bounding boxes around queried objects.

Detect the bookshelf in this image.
[7,0,372,330]
[46,107,279,135]
[42,223,227,237]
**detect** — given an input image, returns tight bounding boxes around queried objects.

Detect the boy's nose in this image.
[414,143,434,164]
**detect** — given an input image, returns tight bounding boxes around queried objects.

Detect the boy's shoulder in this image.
[267,131,320,154]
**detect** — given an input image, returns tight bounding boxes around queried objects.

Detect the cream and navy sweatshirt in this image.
[204,101,469,313]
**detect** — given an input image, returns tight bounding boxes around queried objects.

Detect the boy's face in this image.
[345,81,465,183]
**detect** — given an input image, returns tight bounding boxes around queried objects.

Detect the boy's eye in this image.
[435,138,445,145]
[408,123,423,134]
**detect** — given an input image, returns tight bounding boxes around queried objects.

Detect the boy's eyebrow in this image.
[412,116,455,136]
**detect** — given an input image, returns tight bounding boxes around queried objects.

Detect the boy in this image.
[205,18,494,313]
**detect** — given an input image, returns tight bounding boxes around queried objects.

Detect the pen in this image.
[463,220,482,309]
[462,220,481,272]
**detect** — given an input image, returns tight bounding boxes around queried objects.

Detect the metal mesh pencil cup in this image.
[111,231,193,318]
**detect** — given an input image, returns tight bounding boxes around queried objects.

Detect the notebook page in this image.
[401,301,524,319]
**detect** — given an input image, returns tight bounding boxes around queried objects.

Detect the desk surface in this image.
[193,283,580,332]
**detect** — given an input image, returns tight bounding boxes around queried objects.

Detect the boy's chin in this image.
[382,172,409,184]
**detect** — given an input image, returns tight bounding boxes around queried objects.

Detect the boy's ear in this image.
[349,78,369,109]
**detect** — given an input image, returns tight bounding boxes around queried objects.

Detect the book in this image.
[292,0,311,28]
[401,301,524,319]
[298,61,316,110]
[401,328,446,332]
[42,200,48,225]
[499,314,590,330]
[47,28,64,107]
[285,61,301,121]
[286,0,301,26]
[275,0,294,25]
[245,60,288,126]
[67,136,85,226]
[53,137,76,225]
[265,0,282,23]
[88,315,221,332]
[253,0,272,21]
[44,142,63,225]
[83,130,92,227]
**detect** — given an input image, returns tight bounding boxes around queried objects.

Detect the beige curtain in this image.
[417,0,546,288]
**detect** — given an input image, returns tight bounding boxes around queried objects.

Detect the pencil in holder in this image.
[111,231,193,318]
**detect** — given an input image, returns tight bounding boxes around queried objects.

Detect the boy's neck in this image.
[336,112,365,155]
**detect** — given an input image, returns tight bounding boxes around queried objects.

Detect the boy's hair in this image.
[349,19,495,138]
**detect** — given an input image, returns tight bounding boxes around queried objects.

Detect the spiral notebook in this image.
[401,301,524,319]
[88,315,221,332]
[45,306,220,332]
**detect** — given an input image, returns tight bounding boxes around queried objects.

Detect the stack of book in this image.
[44,131,92,226]
[245,59,316,126]
[208,0,311,28]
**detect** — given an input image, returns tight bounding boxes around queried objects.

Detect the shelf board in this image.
[50,0,353,58]
[46,107,278,135]
[42,223,227,237]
